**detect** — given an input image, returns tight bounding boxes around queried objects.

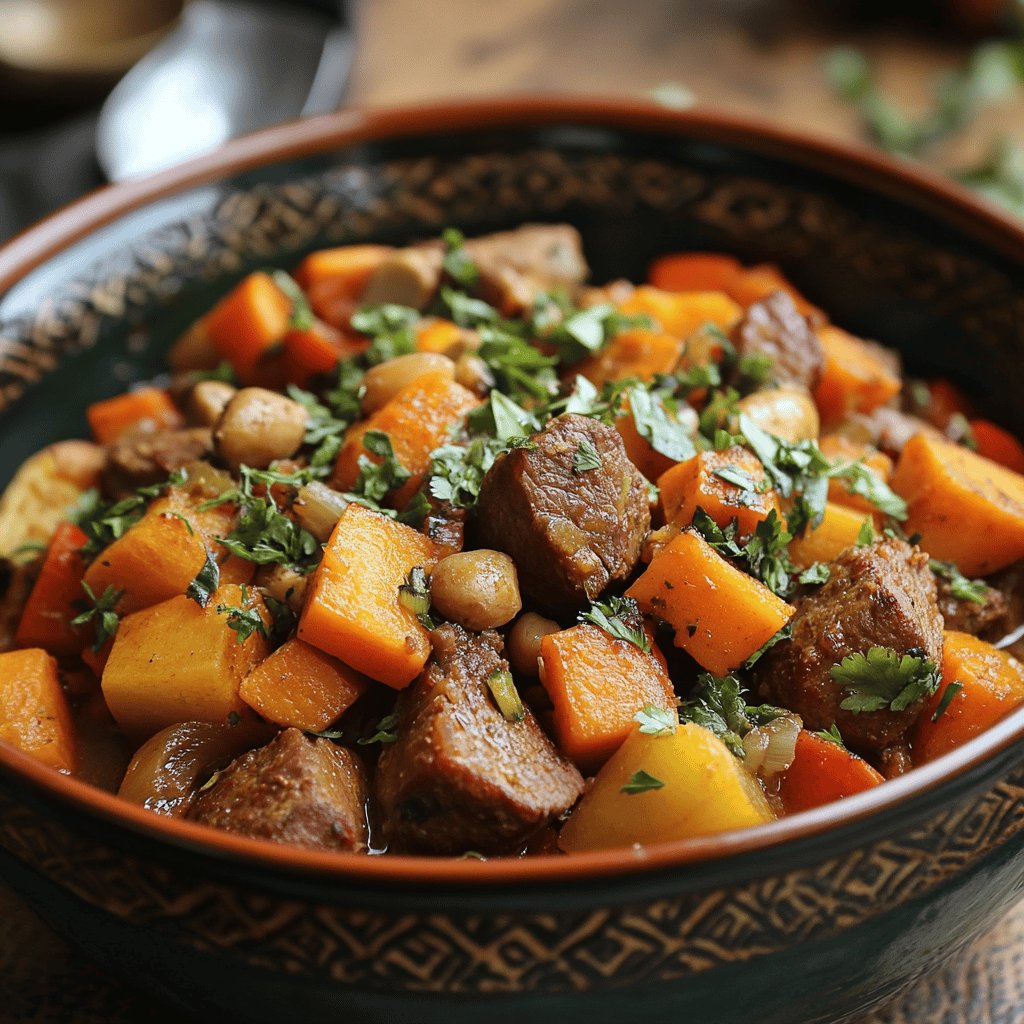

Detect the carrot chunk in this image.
[281,319,367,385]
[617,287,742,341]
[778,730,883,814]
[293,244,393,326]
[891,433,1024,576]
[83,489,253,615]
[971,419,1024,475]
[0,648,77,772]
[787,502,871,569]
[204,272,293,381]
[576,329,683,387]
[647,252,745,294]
[725,263,822,318]
[239,637,369,732]
[539,624,676,770]
[86,387,182,445]
[657,446,779,537]
[298,503,444,689]
[415,318,463,354]
[627,529,794,675]
[332,371,479,508]
[15,522,89,656]
[911,631,1024,764]
[813,325,902,426]
[101,584,269,740]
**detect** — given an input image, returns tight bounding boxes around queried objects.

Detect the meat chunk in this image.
[464,224,589,315]
[757,537,943,756]
[935,574,1010,636]
[375,625,584,855]
[475,413,651,616]
[102,427,213,499]
[840,407,944,460]
[730,291,823,391]
[187,728,369,853]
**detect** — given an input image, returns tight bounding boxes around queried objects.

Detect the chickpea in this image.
[213,387,309,471]
[361,353,455,414]
[507,611,561,677]
[736,385,820,442]
[186,380,237,428]
[454,352,494,397]
[429,549,522,632]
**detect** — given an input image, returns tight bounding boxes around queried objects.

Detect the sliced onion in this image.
[295,481,349,541]
[743,713,802,778]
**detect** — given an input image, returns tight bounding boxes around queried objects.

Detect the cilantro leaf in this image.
[573,438,602,473]
[831,646,941,713]
[798,562,831,586]
[186,549,220,608]
[828,461,908,521]
[350,304,419,364]
[579,596,650,652]
[70,581,123,652]
[815,723,846,748]
[634,705,678,736]
[930,559,988,605]
[620,769,665,795]
[856,516,876,547]
[71,473,182,559]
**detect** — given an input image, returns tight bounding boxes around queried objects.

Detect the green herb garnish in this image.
[620,769,665,795]
[579,596,650,652]
[831,646,941,713]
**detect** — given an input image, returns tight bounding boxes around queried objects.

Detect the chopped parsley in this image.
[72,472,183,559]
[208,466,321,573]
[350,304,419,364]
[830,646,941,713]
[579,596,650,652]
[572,438,602,473]
[186,549,221,608]
[476,323,559,403]
[271,270,314,331]
[70,581,123,652]
[930,559,988,605]
[346,430,411,507]
[931,681,964,722]
[690,508,798,599]
[216,585,270,643]
[856,516,876,547]
[633,705,678,736]
[798,562,832,586]
[441,228,479,289]
[286,383,353,474]
[358,711,400,746]
[620,769,665,795]
[627,384,696,463]
[678,673,787,758]
[814,723,846,748]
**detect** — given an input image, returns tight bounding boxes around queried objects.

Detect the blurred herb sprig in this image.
[826,32,1024,216]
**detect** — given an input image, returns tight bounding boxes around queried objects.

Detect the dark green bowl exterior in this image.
[2,100,1024,1024]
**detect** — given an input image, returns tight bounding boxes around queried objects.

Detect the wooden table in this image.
[5,1,1024,1021]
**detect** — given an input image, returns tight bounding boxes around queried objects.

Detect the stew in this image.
[3,224,1024,857]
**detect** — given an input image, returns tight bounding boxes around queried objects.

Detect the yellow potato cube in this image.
[558,722,774,853]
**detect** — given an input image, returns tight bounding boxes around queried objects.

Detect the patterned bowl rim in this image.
[3,95,1024,887]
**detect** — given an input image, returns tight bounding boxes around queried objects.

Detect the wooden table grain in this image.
[4,2,1024,1021]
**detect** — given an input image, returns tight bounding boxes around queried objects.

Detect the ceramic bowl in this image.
[2,98,1024,1024]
